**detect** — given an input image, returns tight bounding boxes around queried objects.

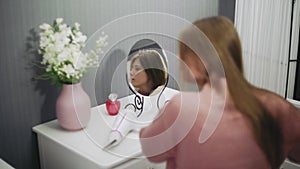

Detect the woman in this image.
[139,16,300,169]
[130,49,167,96]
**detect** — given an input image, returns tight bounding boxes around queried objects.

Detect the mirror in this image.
[127,39,168,96]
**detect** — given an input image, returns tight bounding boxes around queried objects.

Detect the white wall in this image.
[235,0,299,97]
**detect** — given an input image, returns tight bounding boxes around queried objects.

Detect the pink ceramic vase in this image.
[56,83,91,130]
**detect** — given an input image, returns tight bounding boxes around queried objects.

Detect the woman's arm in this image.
[277,98,300,162]
[255,89,300,162]
[139,95,180,163]
[288,143,300,163]
[282,101,300,161]
[287,101,300,162]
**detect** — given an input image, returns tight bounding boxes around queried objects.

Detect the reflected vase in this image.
[56,83,91,130]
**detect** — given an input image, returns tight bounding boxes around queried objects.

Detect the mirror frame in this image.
[125,39,169,117]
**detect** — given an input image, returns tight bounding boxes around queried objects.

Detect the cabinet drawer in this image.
[114,159,165,169]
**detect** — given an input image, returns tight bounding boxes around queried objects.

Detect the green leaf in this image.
[51,75,57,85]
[41,71,52,78]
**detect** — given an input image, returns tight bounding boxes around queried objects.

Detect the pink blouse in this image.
[139,87,300,169]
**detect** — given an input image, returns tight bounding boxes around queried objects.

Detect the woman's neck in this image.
[138,83,153,96]
[202,78,231,104]
[202,77,227,90]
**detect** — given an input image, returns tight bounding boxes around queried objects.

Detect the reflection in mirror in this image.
[127,39,168,96]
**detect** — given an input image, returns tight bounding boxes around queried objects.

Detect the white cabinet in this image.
[0,159,14,169]
[280,159,300,169]
[114,159,165,169]
[35,127,166,169]
[33,88,178,169]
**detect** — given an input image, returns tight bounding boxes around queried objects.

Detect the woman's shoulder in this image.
[165,91,206,114]
[169,91,203,103]
[254,88,292,114]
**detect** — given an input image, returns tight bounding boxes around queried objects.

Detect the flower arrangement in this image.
[38,18,107,86]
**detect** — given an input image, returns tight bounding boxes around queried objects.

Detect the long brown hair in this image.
[179,16,282,168]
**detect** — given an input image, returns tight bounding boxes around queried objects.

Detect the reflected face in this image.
[130,58,149,89]
[127,40,168,96]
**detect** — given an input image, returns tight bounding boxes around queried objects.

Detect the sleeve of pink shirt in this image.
[289,143,300,163]
[268,94,300,162]
[283,101,300,162]
[139,94,181,163]
[256,89,300,162]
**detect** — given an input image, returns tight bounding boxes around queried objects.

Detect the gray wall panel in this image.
[218,0,236,22]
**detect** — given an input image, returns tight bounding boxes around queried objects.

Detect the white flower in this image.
[55,18,63,24]
[74,55,86,70]
[73,31,87,45]
[39,23,51,30]
[38,18,108,85]
[58,23,68,32]
[96,32,108,53]
[39,36,52,48]
[74,22,80,30]
[61,64,75,78]
[57,49,70,62]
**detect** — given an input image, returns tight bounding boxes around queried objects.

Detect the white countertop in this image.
[33,87,178,168]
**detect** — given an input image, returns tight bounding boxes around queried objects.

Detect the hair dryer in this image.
[104,109,141,149]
